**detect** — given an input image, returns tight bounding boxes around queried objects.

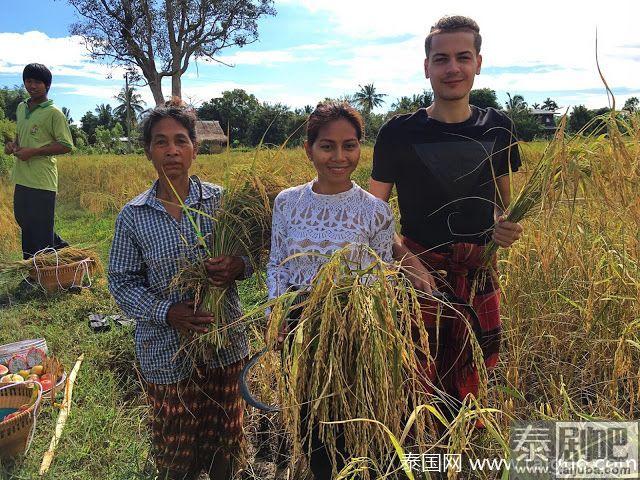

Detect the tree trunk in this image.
[171,73,182,100]
[147,73,165,106]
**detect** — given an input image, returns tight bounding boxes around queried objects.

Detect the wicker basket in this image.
[28,258,96,293]
[0,382,42,459]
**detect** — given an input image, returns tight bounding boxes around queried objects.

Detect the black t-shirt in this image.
[372,106,521,250]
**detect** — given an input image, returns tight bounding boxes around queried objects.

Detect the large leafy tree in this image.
[80,111,100,143]
[198,89,260,145]
[0,86,28,121]
[95,104,116,129]
[66,0,276,105]
[568,105,594,134]
[623,96,639,113]
[469,88,501,109]
[353,84,387,113]
[246,102,296,147]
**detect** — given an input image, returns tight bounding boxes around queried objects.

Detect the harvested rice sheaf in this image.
[483,115,590,264]
[172,169,285,358]
[0,246,103,291]
[266,246,432,477]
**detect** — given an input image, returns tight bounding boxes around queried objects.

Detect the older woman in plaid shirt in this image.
[108,99,251,480]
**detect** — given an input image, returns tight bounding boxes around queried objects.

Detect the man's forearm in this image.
[33,143,71,156]
[391,233,409,261]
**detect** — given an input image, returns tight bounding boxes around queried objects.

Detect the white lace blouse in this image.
[266,180,395,300]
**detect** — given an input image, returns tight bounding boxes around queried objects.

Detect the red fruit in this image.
[39,379,53,391]
[0,365,8,376]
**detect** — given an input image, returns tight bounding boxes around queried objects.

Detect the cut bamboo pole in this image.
[39,353,84,476]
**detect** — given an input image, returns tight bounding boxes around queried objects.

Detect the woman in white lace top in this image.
[265,102,395,478]
[266,102,395,302]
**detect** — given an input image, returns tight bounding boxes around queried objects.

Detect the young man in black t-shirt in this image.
[370,16,523,408]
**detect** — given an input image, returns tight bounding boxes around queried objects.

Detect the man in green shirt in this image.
[4,63,73,259]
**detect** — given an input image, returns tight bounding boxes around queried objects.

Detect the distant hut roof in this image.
[196,120,228,143]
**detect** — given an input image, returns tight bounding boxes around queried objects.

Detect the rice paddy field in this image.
[0,116,638,479]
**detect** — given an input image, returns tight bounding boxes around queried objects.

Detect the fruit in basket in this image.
[0,365,7,376]
[30,365,44,375]
[40,373,56,382]
[39,378,53,391]
[27,374,40,381]
[1,374,24,383]
[8,354,29,374]
[26,347,47,368]
[18,369,31,378]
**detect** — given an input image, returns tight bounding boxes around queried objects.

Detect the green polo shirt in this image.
[10,99,74,192]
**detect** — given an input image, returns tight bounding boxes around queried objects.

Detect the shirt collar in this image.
[129,177,218,208]
[23,99,54,109]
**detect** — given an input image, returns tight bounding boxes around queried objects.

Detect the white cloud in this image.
[0,31,126,80]
[55,83,121,99]
[214,49,297,66]
[211,42,339,66]
[279,0,640,107]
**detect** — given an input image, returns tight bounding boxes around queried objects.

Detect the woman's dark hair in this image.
[307,101,364,145]
[23,63,52,91]
[141,97,198,149]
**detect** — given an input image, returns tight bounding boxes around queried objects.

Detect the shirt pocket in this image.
[135,324,179,374]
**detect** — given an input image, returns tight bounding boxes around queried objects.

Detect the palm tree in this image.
[542,97,559,111]
[505,93,527,112]
[413,90,433,108]
[391,91,433,113]
[114,87,146,132]
[391,96,413,112]
[61,107,73,124]
[95,104,115,129]
[353,84,386,113]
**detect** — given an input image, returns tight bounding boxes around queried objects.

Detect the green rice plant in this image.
[266,245,434,478]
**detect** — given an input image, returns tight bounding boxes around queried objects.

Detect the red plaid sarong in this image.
[404,237,501,402]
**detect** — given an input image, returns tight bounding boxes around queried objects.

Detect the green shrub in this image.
[0,152,14,177]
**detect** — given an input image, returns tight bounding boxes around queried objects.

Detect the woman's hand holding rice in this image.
[204,255,245,287]
[166,300,213,334]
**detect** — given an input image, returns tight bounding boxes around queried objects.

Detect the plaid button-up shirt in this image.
[108,178,251,384]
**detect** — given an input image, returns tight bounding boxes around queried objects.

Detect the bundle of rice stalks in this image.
[172,169,282,356]
[0,246,103,291]
[483,116,589,264]
[265,246,432,477]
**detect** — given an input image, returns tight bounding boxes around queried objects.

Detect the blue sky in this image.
[1,0,639,123]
